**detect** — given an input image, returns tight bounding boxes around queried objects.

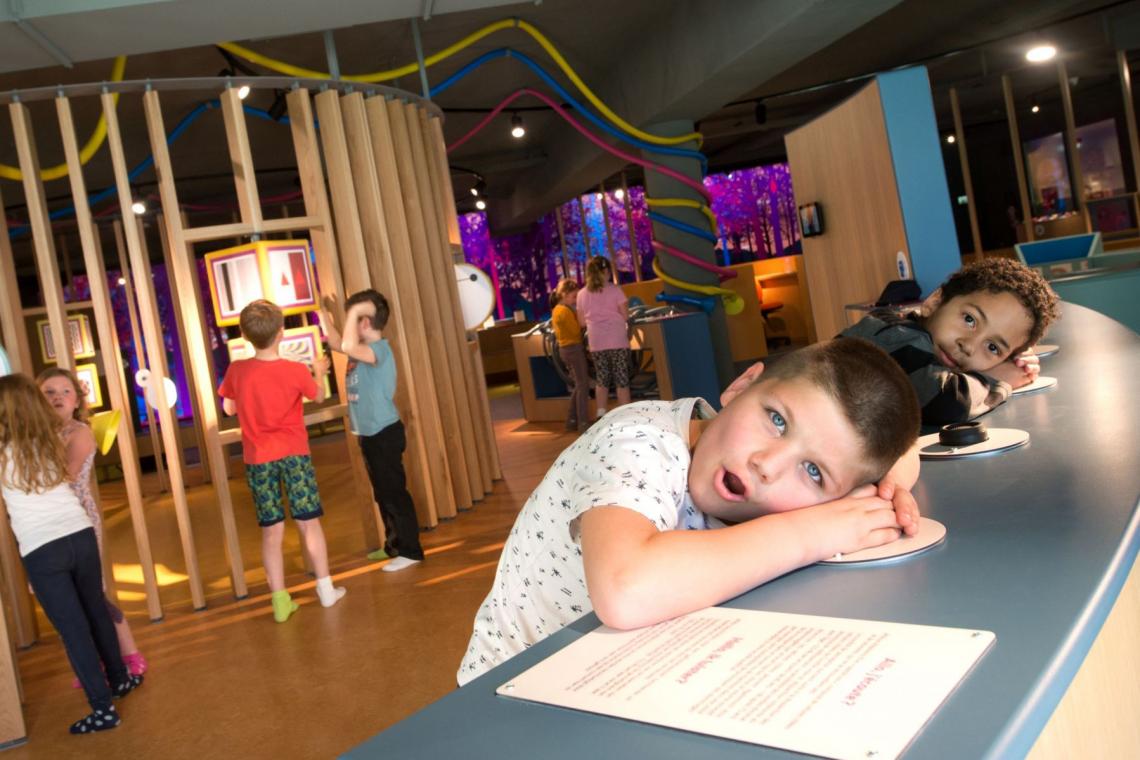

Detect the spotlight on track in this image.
[510,113,526,139]
[470,186,479,196]
[476,199,487,210]
[1026,45,1056,63]
[130,199,146,215]
[1031,101,1040,114]
[237,84,250,100]
[614,188,624,200]
[946,134,956,144]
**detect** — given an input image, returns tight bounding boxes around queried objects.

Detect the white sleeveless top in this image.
[1,451,92,557]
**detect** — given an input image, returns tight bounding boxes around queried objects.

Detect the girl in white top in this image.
[0,374,142,734]
[39,368,147,679]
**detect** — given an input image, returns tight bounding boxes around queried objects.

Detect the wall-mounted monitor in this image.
[798,203,823,237]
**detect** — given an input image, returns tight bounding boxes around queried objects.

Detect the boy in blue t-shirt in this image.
[321,290,423,572]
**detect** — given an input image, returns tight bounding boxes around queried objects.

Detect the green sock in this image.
[271,590,298,623]
[367,548,390,561]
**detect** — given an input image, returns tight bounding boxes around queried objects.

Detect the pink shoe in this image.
[123,652,148,676]
[72,677,82,689]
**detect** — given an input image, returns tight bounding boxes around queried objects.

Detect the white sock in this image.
[315,576,346,607]
[595,407,607,420]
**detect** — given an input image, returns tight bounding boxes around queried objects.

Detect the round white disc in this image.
[918,427,1029,459]
[454,263,496,330]
[1033,344,1059,358]
[1012,375,1057,395]
[820,517,947,565]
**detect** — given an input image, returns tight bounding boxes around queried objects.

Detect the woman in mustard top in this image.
[550,279,589,433]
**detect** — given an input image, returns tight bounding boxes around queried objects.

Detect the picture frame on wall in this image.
[798,203,824,237]
[226,325,330,397]
[73,363,104,409]
[204,240,319,326]
[37,314,96,363]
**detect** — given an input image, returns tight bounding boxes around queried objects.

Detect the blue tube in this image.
[655,292,715,314]
[432,48,708,174]
[647,211,718,243]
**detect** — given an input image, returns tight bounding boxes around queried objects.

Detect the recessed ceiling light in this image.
[1031,104,1040,113]
[475,199,487,210]
[237,84,251,100]
[510,113,526,139]
[1026,45,1057,63]
[130,200,146,215]
[946,134,956,144]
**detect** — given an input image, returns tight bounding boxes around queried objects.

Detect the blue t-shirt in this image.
[345,339,400,437]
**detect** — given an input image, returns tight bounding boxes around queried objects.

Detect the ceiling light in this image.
[475,199,487,210]
[946,134,956,144]
[510,113,526,139]
[470,187,479,196]
[614,188,624,200]
[1031,103,1040,113]
[1026,45,1056,63]
[117,277,126,286]
[237,84,250,100]
[130,199,146,215]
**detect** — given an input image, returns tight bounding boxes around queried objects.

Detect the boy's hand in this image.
[876,478,920,537]
[312,356,331,376]
[987,356,1036,388]
[1013,349,1040,380]
[798,485,904,561]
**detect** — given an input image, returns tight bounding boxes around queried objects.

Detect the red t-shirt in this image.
[218,359,317,464]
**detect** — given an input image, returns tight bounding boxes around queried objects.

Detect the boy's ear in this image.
[919,288,942,317]
[721,362,764,407]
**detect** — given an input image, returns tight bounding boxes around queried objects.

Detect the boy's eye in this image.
[804,461,823,485]
[987,342,1001,356]
[963,313,976,328]
[768,410,786,434]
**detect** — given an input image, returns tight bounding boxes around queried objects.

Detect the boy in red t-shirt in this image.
[219,300,345,622]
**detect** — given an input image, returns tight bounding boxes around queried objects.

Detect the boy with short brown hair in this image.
[220,299,345,622]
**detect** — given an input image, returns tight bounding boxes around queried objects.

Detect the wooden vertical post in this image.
[287,89,382,551]
[0,576,25,747]
[599,185,616,280]
[112,220,168,493]
[385,97,472,512]
[554,204,570,278]
[949,88,984,256]
[1118,50,1140,227]
[1002,74,1035,242]
[1057,60,1090,233]
[413,106,488,499]
[56,94,163,619]
[340,92,439,526]
[363,96,458,517]
[143,90,249,598]
[9,103,72,373]
[621,172,641,282]
[576,195,593,259]
[102,91,206,610]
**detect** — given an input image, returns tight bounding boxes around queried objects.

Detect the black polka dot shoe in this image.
[111,673,144,699]
[69,705,120,734]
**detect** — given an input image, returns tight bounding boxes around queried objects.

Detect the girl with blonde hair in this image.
[574,256,631,417]
[38,368,147,680]
[0,374,143,734]
[549,278,589,432]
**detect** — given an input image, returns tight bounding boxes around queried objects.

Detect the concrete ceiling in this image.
[0,0,1135,245]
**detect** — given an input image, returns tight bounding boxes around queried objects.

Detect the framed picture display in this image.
[73,363,104,409]
[226,325,329,397]
[204,240,319,326]
[37,314,96,363]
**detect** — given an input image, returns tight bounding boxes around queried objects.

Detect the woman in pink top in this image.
[574,256,631,417]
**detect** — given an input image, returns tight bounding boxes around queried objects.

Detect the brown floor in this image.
[6,387,578,759]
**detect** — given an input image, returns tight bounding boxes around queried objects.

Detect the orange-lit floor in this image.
[6,387,577,759]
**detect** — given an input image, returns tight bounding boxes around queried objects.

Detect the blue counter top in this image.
[347,302,1140,760]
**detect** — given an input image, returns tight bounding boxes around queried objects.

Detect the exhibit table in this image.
[347,302,1140,760]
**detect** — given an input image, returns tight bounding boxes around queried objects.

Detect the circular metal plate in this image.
[820,517,947,565]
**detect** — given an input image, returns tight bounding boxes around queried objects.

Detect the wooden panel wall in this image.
[785,80,908,340]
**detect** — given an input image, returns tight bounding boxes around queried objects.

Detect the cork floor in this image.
[6,388,574,759]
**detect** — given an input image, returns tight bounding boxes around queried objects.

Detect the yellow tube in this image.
[0,56,126,182]
[219,17,703,147]
[652,258,744,315]
[645,196,718,233]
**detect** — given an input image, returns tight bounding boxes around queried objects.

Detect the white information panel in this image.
[498,607,993,760]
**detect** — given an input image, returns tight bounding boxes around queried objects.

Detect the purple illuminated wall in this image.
[459,162,799,321]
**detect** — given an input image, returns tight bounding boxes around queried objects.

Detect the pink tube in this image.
[447,87,711,201]
[651,240,737,281]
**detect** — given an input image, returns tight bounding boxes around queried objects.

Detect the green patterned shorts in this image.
[245,455,324,527]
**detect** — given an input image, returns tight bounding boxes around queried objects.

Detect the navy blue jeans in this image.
[22,528,126,710]
[359,421,424,560]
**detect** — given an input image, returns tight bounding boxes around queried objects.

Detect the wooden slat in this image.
[1056,61,1090,233]
[364,94,457,521]
[219,88,263,230]
[621,171,641,282]
[102,91,206,610]
[0,188,39,647]
[949,88,983,257]
[468,339,502,479]
[408,104,483,504]
[421,110,497,493]
[1002,74,1035,243]
[182,222,254,244]
[387,98,472,512]
[56,94,163,620]
[261,216,323,234]
[9,103,72,373]
[143,90,248,598]
[112,220,168,494]
[1119,51,1140,212]
[340,93,440,527]
[0,569,25,747]
[302,90,384,550]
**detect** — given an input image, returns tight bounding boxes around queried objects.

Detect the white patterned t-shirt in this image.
[457,397,718,685]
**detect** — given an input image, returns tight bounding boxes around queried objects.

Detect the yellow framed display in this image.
[204,240,318,327]
[226,324,330,396]
[36,314,96,363]
[73,362,104,409]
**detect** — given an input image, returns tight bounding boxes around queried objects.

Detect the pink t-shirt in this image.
[576,283,629,352]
